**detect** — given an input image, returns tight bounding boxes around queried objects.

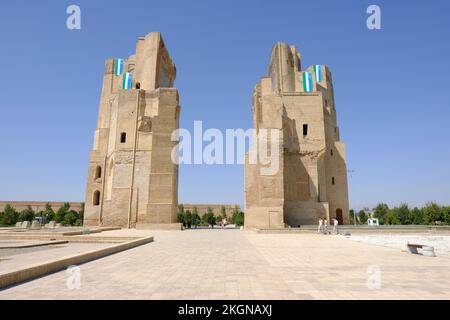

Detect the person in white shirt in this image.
[333,217,339,234]
[323,218,328,235]
[318,218,323,233]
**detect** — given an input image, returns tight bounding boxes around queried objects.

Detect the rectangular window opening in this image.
[120,132,127,143]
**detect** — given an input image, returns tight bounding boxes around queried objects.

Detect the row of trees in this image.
[0,203,84,227]
[176,205,244,229]
[349,202,450,225]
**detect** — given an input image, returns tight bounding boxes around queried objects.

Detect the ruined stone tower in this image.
[84,32,180,228]
[244,42,349,229]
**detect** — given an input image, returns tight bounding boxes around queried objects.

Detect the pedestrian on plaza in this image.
[323,218,328,235]
[333,217,339,234]
[318,218,323,233]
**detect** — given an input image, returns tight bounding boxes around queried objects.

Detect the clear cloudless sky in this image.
[0,0,449,210]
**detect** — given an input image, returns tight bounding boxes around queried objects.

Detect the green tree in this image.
[410,207,424,225]
[176,212,185,227]
[387,207,400,225]
[191,212,201,228]
[0,204,19,226]
[358,210,368,224]
[349,209,355,224]
[42,203,55,222]
[373,203,389,225]
[201,213,207,226]
[396,203,412,225]
[232,211,245,227]
[55,203,71,223]
[63,210,79,226]
[184,210,193,228]
[18,205,35,222]
[423,202,444,225]
[202,208,216,228]
[207,213,217,228]
[444,206,450,225]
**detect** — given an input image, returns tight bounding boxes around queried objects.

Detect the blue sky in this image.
[0,0,449,210]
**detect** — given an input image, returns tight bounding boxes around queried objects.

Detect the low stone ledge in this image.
[0,240,68,249]
[61,227,121,236]
[0,236,153,289]
[0,235,142,242]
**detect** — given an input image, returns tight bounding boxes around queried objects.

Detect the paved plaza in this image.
[0,229,450,300]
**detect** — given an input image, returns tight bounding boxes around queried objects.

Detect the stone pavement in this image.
[0,229,449,300]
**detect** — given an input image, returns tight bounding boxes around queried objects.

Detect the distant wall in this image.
[0,201,83,213]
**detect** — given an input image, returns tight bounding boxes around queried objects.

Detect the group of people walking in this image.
[318,217,339,235]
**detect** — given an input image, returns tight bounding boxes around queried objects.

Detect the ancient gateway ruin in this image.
[244,42,349,229]
[84,33,349,229]
[84,32,180,228]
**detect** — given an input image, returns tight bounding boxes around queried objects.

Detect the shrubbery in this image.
[231,206,244,227]
[202,208,217,228]
[354,202,450,225]
[177,206,202,228]
[0,204,19,227]
[176,205,245,228]
[0,203,84,227]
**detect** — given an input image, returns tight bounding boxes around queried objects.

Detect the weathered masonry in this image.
[84,32,180,229]
[244,42,349,229]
